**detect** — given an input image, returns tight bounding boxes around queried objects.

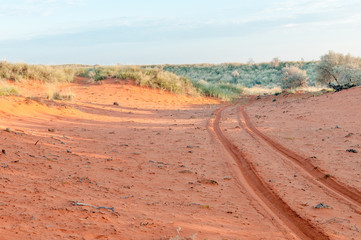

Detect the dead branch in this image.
[72,201,120,216]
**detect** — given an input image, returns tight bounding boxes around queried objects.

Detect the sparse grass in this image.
[0,61,77,83]
[242,85,332,96]
[243,86,282,95]
[0,81,19,96]
[285,137,295,140]
[136,69,197,95]
[46,85,74,101]
[52,89,75,101]
[81,65,199,96]
[192,80,243,101]
[287,86,333,93]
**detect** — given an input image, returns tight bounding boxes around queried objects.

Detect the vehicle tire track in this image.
[240,102,361,207]
[213,103,329,240]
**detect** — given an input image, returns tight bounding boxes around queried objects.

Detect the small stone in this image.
[5,128,10,132]
[345,133,354,138]
[113,102,119,106]
[48,128,55,132]
[198,179,218,185]
[294,175,297,177]
[1,149,6,155]
[269,180,275,182]
[346,149,358,153]
[224,176,233,180]
[315,203,332,209]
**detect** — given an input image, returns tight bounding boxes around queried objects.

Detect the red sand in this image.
[0,79,360,239]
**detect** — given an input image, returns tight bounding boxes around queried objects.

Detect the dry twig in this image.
[72,201,120,216]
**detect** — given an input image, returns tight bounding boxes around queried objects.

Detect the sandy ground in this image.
[0,79,360,239]
[242,88,361,239]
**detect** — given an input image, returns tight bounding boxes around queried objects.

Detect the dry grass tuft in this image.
[0,61,77,83]
[0,80,20,96]
[243,86,282,95]
[46,85,74,101]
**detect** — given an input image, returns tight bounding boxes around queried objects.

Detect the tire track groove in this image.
[240,104,361,207]
[213,104,329,240]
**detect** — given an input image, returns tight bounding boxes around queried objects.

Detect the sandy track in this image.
[212,102,329,240]
[240,102,361,207]
[217,93,361,239]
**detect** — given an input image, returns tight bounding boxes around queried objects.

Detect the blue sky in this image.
[1,0,361,64]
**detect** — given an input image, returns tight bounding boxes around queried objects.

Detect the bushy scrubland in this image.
[1,51,360,101]
[159,61,318,88]
[160,51,361,92]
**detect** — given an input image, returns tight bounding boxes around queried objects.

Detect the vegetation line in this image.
[1,51,360,100]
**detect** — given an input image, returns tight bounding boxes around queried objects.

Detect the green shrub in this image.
[316,51,361,90]
[281,66,308,89]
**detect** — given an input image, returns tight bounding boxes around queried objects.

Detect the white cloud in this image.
[0,0,86,17]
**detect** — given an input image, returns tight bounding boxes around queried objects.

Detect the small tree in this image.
[281,66,308,89]
[316,51,361,89]
[231,70,240,84]
[271,57,280,67]
[247,58,255,66]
